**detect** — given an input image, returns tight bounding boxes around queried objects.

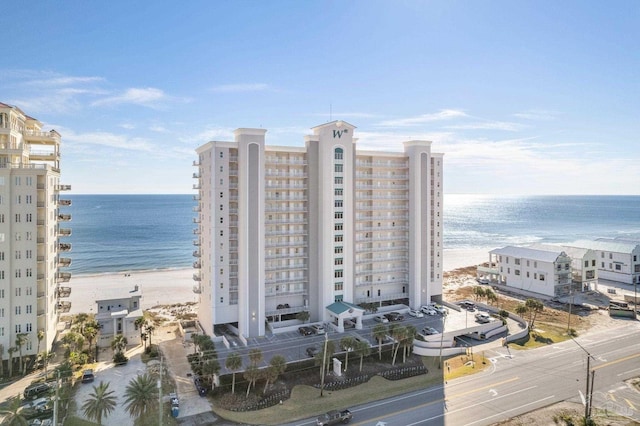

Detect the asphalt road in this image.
[286,321,640,426]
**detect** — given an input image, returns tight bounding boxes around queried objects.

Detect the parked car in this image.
[81,369,95,383]
[477,277,490,284]
[194,376,207,397]
[374,315,389,323]
[408,308,424,318]
[459,301,476,311]
[298,326,314,336]
[421,306,437,315]
[312,324,326,335]
[24,383,50,400]
[306,346,320,357]
[384,312,404,322]
[433,305,448,315]
[475,312,491,323]
[422,326,438,335]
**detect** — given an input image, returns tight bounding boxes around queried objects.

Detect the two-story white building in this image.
[489,246,573,298]
[571,238,640,285]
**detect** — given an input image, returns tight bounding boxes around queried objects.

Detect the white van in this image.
[475,312,491,323]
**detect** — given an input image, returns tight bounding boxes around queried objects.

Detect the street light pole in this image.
[320,333,328,397]
[438,312,447,370]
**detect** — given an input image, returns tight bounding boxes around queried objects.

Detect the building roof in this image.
[528,243,592,259]
[326,301,364,315]
[95,283,142,302]
[490,245,568,263]
[570,238,640,254]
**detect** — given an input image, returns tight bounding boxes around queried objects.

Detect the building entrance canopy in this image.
[326,301,364,332]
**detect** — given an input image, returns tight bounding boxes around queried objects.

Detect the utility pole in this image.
[438,312,447,369]
[584,354,590,421]
[52,370,59,426]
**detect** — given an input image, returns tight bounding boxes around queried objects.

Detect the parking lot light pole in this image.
[439,312,447,370]
[320,333,328,397]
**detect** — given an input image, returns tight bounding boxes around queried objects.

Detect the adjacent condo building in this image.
[193,121,443,338]
[0,103,72,365]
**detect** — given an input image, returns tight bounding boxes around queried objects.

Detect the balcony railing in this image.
[193,273,201,281]
[56,184,72,191]
[56,272,72,282]
[193,160,200,166]
[58,213,71,221]
[193,250,201,257]
[58,257,72,267]
[58,228,72,237]
[57,286,71,298]
[58,199,72,206]
[193,172,200,179]
[58,243,72,252]
[193,261,201,269]
[57,301,71,313]
[192,285,201,294]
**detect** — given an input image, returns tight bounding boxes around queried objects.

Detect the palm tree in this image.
[403,325,417,363]
[15,333,28,375]
[82,382,117,425]
[244,364,259,396]
[473,286,486,301]
[111,334,128,355]
[225,352,242,394]
[0,344,4,377]
[145,323,156,347]
[248,348,263,367]
[261,365,279,395]
[526,298,544,329]
[201,358,220,390]
[354,340,371,372]
[515,304,528,324]
[0,394,28,426]
[83,325,99,361]
[39,350,55,380]
[340,336,356,372]
[373,323,388,360]
[134,317,147,349]
[484,288,498,305]
[36,329,45,357]
[7,346,17,377]
[391,326,407,366]
[123,374,158,421]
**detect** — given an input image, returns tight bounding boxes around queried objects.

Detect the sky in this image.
[1,0,638,195]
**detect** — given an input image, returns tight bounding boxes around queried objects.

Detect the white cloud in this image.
[444,121,524,131]
[63,129,156,152]
[210,83,271,93]
[149,125,169,133]
[178,126,235,145]
[513,110,559,120]
[377,109,468,127]
[24,76,105,87]
[92,87,167,108]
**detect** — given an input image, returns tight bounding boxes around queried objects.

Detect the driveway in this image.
[74,325,214,425]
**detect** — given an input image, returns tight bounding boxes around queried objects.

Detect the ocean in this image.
[66,194,640,275]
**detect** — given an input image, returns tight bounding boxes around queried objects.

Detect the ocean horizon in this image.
[66,194,640,275]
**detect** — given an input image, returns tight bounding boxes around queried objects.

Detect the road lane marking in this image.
[464,395,556,425]
[594,352,640,370]
[625,398,637,411]
[617,367,640,377]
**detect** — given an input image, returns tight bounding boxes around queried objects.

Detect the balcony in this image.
[58,228,72,237]
[25,130,61,143]
[193,183,201,190]
[57,286,71,298]
[193,229,201,235]
[58,243,72,252]
[38,309,46,317]
[193,239,201,246]
[192,217,200,224]
[192,206,201,212]
[193,160,200,166]
[193,172,200,179]
[193,250,201,258]
[58,213,72,221]
[193,285,201,294]
[193,261,201,269]
[58,257,72,267]
[57,301,71,313]
[193,194,201,201]
[58,199,72,206]
[56,272,71,283]
[193,273,201,282]
[56,184,72,191]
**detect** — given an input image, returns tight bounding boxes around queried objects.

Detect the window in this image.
[26,268,32,277]
[220,166,223,172]
[615,264,622,271]
[15,214,20,223]
[15,251,20,260]
[15,325,21,333]
[15,306,21,315]
[0,214,3,223]
[334,188,343,196]
[335,258,343,265]
[592,260,596,267]
[334,164,343,173]
[220,151,224,158]
[334,282,343,291]
[25,250,31,259]
[15,270,21,278]
[26,213,32,222]
[584,260,589,267]
[334,177,343,185]
[220,297,224,303]
[334,270,343,278]
[540,274,545,281]
[334,200,343,208]
[219,217,223,224]
[26,323,32,332]
[15,288,20,297]
[334,224,343,231]
[335,235,343,242]
[609,253,612,259]
[220,192,223,198]
[220,230,223,236]
[335,212,343,219]
[334,148,343,160]
[515,270,520,276]
[0,271,3,279]
[26,195,32,204]
[0,289,3,298]
[334,247,343,254]
[515,259,520,265]
[220,204,223,211]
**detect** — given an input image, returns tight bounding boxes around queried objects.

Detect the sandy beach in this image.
[66,268,199,315]
[65,248,491,316]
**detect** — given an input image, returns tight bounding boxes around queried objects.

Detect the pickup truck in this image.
[316,409,352,425]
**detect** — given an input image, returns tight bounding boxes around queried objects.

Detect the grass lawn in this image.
[507,322,572,350]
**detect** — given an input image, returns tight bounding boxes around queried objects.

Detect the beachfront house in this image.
[95,284,143,347]
[489,246,573,298]
[570,238,640,285]
[528,244,598,292]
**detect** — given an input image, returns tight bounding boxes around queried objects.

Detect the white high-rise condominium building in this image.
[0,103,72,366]
[194,121,443,338]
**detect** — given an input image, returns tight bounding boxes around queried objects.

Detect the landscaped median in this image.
[209,355,489,425]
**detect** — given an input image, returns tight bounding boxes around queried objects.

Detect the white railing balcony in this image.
[193,273,201,281]
[56,184,72,191]
[193,160,200,166]
[192,285,201,294]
